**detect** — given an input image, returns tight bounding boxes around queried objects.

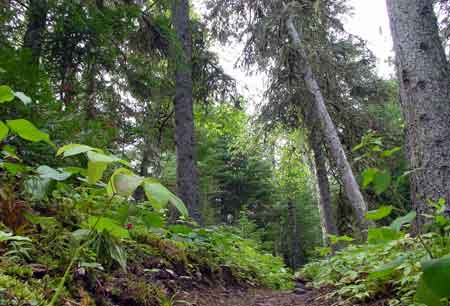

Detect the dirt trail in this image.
[179,287,316,306]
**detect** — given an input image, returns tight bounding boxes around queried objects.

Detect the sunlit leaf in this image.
[328,234,354,245]
[373,170,391,194]
[169,224,193,235]
[87,161,107,184]
[380,147,401,158]
[143,180,188,217]
[368,256,406,280]
[0,85,14,103]
[87,151,120,163]
[390,211,416,232]
[365,205,393,221]
[6,119,53,146]
[0,120,8,141]
[0,162,30,175]
[36,165,72,181]
[1,145,20,160]
[107,168,143,197]
[367,227,403,244]
[362,168,378,187]
[57,144,94,157]
[85,216,130,239]
[142,212,165,228]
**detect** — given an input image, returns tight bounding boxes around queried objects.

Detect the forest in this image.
[1,0,450,305]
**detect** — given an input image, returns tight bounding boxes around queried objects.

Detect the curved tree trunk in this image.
[172,0,202,223]
[386,0,450,231]
[285,9,369,231]
[309,127,339,242]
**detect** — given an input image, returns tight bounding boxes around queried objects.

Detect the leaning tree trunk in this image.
[386,0,450,230]
[172,0,202,223]
[309,127,339,242]
[285,9,369,230]
[23,0,48,64]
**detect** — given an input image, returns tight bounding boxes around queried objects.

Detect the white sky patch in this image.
[194,1,395,113]
[345,0,394,78]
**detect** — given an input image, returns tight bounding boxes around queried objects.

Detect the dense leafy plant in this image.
[301,199,450,306]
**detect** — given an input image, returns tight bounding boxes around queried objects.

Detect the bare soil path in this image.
[179,287,315,306]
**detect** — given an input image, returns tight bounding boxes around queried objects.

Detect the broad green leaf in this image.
[57,144,94,157]
[362,168,378,187]
[62,167,86,175]
[416,278,444,306]
[368,256,406,280]
[14,92,31,105]
[71,229,91,242]
[87,161,107,184]
[0,85,14,103]
[142,212,165,228]
[415,254,450,306]
[85,216,130,239]
[143,180,188,217]
[328,234,354,245]
[373,170,391,194]
[24,213,58,229]
[367,227,403,244]
[143,180,170,208]
[365,205,393,221]
[390,211,416,232]
[107,168,143,197]
[87,151,120,163]
[36,165,72,181]
[169,224,193,235]
[24,177,51,200]
[1,145,19,160]
[0,230,31,242]
[108,238,127,271]
[0,162,30,175]
[0,120,8,141]
[352,142,364,152]
[6,119,53,145]
[380,147,401,158]
[115,204,133,225]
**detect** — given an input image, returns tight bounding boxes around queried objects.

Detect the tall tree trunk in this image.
[85,61,97,120]
[309,127,339,242]
[285,9,369,230]
[287,201,302,269]
[23,0,48,64]
[386,0,450,230]
[172,0,201,223]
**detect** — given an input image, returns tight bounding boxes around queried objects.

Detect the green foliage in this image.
[0,85,14,103]
[0,273,44,306]
[189,226,294,289]
[416,254,450,306]
[302,195,450,306]
[301,237,427,305]
[365,205,393,221]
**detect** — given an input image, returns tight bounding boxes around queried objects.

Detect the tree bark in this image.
[23,0,48,64]
[285,9,369,230]
[309,127,339,242]
[287,201,302,269]
[172,0,202,223]
[386,0,450,229]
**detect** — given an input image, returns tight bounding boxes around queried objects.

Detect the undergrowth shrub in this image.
[187,226,294,289]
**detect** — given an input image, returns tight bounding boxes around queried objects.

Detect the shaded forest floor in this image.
[178,283,391,306]
[178,287,311,306]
